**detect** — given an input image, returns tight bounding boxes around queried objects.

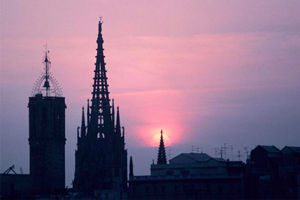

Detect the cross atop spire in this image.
[157,129,167,164]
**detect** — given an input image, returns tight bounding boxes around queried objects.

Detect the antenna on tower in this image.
[196,147,202,153]
[230,145,234,161]
[219,147,224,159]
[236,150,243,161]
[223,143,229,159]
[31,46,62,97]
[43,44,51,96]
[214,148,218,157]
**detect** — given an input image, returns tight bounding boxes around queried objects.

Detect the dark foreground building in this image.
[0,50,67,199]
[128,132,245,200]
[245,145,300,199]
[28,51,66,195]
[73,20,127,199]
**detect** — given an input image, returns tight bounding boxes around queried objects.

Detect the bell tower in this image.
[28,49,66,194]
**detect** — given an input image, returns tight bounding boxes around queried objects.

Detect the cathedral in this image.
[73,20,127,199]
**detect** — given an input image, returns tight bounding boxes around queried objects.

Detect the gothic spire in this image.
[80,107,86,137]
[89,20,112,139]
[157,130,167,164]
[116,106,121,137]
[112,99,115,126]
[87,99,90,127]
[129,156,134,179]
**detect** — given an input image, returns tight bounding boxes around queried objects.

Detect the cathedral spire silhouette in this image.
[73,19,127,196]
[116,106,121,137]
[157,130,167,164]
[80,106,86,137]
[129,156,134,179]
[89,20,112,139]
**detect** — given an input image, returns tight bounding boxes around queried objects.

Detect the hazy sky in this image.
[1,0,300,187]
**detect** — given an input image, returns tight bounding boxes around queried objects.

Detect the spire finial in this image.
[116,106,121,137]
[157,129,167,165]
[80,106,86,137]
[129,156,134,179]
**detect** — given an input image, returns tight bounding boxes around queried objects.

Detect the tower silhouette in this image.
[28,50,66,194]
[73,20,127,198]
[129,156,134,180]
[157,130,167,164]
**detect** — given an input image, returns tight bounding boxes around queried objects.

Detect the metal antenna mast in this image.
[31,45,62,97]
[43,45,51,96]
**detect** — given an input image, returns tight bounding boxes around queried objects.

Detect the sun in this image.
[150,130,171,147]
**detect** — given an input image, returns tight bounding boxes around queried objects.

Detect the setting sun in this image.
[151,130,170,147]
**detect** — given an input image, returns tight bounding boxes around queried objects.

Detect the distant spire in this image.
[80,107,86,137]
[116,106,121,137]
[157,130,167,164]
[129,156,134,179]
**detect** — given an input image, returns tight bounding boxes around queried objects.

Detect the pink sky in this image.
[1,0,300,187]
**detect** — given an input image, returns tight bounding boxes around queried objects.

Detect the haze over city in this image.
[1,0,300,187]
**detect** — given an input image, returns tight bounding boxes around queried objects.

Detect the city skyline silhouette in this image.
[1,1,300,189]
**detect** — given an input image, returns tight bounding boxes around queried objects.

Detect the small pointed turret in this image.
[129,156,134,179]
[80,107,86,137]
[116,106,121,137]
[87,99,90,127]
[157,130,167,164]
[112,99,115,126]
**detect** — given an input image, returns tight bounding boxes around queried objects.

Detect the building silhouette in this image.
[73,20,127,199]
[128,131,245,200]
[1,20,300,200]
[28,50,66,194]
[245,145,300,199]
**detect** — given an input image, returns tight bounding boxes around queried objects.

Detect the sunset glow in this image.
[1,0,300,187]
[150,129,170,147]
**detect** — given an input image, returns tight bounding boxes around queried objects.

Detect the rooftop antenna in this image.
[3,165,17,174]
[219,147,224,159]
[236,150,243,161]
[230,145,234,161]
[214,148,218,157]
[223,143,229,159]
[196,147,203,153]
